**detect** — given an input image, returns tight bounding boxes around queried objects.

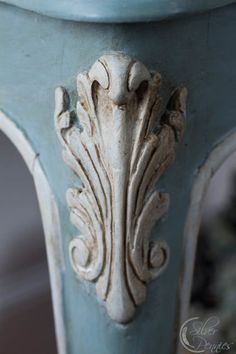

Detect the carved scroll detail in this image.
[54,53,187,323]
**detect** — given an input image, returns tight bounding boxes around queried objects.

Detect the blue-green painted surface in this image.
[0,3,236,354]
[1,0,236,22]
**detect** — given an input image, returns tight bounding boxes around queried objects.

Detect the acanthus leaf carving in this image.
[54,53,187,324]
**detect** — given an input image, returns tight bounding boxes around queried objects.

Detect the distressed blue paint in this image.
[1,0,236,23]
[1,2,236,354]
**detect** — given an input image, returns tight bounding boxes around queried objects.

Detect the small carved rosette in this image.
[54,53,187,323]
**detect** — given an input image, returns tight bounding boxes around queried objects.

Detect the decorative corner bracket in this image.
[54,53,187,324]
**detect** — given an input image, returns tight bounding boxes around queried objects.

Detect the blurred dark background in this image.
[190,150,236,354]
[0,131,57,354]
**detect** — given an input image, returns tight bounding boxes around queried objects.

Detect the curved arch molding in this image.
[179,128,236,335]
[0,111,66,354]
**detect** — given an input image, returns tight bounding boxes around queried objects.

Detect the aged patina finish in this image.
[0,1,236,354]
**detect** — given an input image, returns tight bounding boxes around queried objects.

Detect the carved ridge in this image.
[54,53,187,323]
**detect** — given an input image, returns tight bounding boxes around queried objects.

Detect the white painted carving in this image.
[54,53,187,323]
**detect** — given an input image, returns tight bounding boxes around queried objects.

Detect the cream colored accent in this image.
[55,53,187,323]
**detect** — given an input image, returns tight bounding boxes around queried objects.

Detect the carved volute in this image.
[54,53,187,323]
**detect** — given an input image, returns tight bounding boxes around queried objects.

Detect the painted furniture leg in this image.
[1,2,236,354]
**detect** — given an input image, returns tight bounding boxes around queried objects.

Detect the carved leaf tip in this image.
[166,87,188,113]
[55,53,187,323]
[160,87,187,142]
[55,86,71,131]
